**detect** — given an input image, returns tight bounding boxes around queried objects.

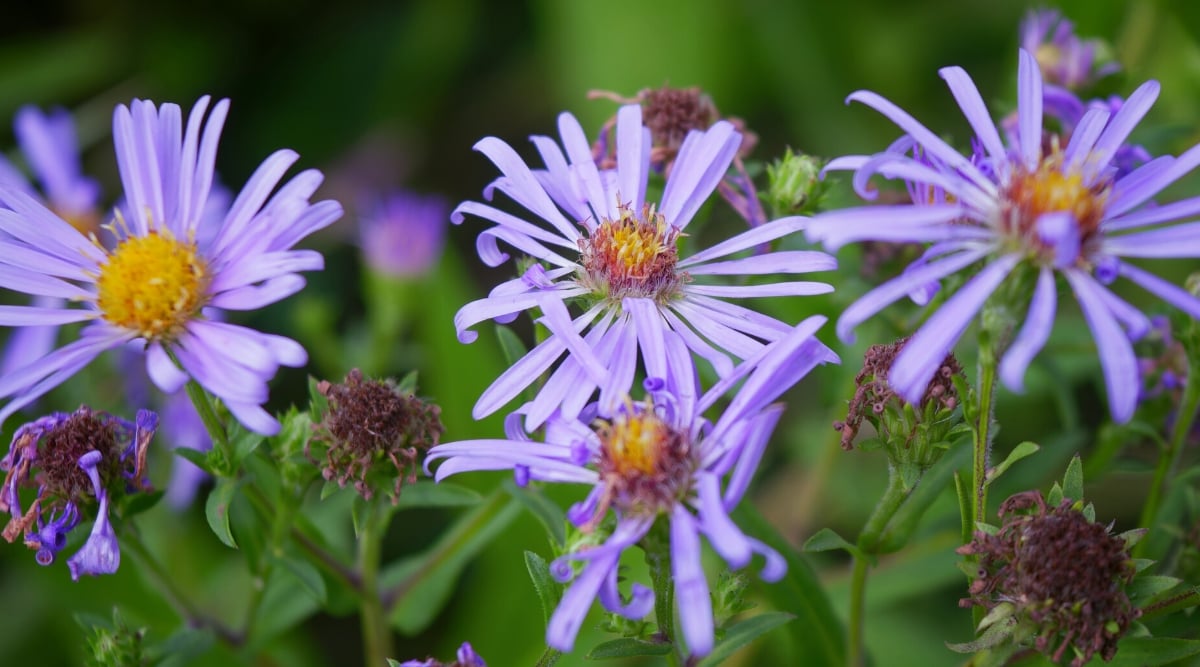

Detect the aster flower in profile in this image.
[455,103,836,429]
[0,96,343,434]
[807,49,1200,423]
[0,105,103,377]
[0,405,156,579]
[1020,8,1118,91]
[427,318,831,656]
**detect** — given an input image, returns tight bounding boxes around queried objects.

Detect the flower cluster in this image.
[0,405,156,579]
[453,102,836,431]
[430,317,831,655]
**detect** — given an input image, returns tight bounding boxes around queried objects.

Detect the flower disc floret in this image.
[96,231,210,339]
[579,204,682,303]
[999,154,1109,265]
[595,400,692,517]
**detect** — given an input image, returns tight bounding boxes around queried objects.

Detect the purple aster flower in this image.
[807,49,1200,423]
[358,191,450,277]
[0,405,156,577]
[0,96,343,434]
[427,317,830,656]
[454,104,837,429]
[0,106,104,378]
[1020,9,1118,91]
[396,642,486,667]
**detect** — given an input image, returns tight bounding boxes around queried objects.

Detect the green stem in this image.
[643,520,680,667]
[358,502,393,667]
[848,468,910,667]
[847,556,870,667]
[972,339,998,534]
[243,484,361,593]
[534,647,563,667]
[1136,362,1200,557]
[123,525,242,645]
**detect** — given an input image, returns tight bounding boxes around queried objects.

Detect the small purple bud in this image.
[550,557,574,583]
[513,465,530,488]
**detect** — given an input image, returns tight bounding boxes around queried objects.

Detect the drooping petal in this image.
[1063,269,1139,423]
[890,254,1020,404]
[999,267,1058,392]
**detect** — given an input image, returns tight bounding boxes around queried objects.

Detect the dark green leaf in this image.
[696,612,795,667]
[495,325,529,367]
[308,375,329,415]
[385,492,521,634]
[151,627,216,667]
[505,479,567,546]
[229,426,265,468]
[1140,586,1200,620]
[586,637,672,659]
[394,481,482,510]
[1128,575,1183,604]
[1103,637,1200,667]
[173,446,212,473]
[731,504,845,667]
[946,616,1015,653]
[802,527,861,558]
[205,478,239,549]
[1062,454,1084,502]
[524,551,562,626]
[276,554,328,605]
[121,490,164,518]
[985,441,1039,485]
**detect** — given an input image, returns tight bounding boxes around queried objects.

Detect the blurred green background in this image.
[2,0,1200,665]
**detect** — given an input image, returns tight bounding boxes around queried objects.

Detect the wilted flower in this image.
[428,319,831,656]
[310,369,444,503]
[455,103,836,429]
[807,49,1200,423]
[958,490,1139,666]
[0,96,343,434]
[0,406,156,579]
[834,338,964,461]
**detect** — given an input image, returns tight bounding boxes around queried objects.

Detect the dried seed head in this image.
[311,369,444,503]
[958,490,1139,666]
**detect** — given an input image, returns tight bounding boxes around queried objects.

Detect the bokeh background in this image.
[2,1,1200,665]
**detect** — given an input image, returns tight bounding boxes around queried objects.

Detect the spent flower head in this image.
[834,338,965,475]
[0,96,343,435]
[310,369,444,503]
[454,103,836,430]
[957,489,1139,666]
[807,49,1200,423]
[427,319,831,656]
[0,406,156,578]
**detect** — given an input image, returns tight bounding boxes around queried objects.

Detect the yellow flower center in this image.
[95,231,210,339]
[579,204,682,303]
[999,153,1110,262]
[600,408,673,477]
